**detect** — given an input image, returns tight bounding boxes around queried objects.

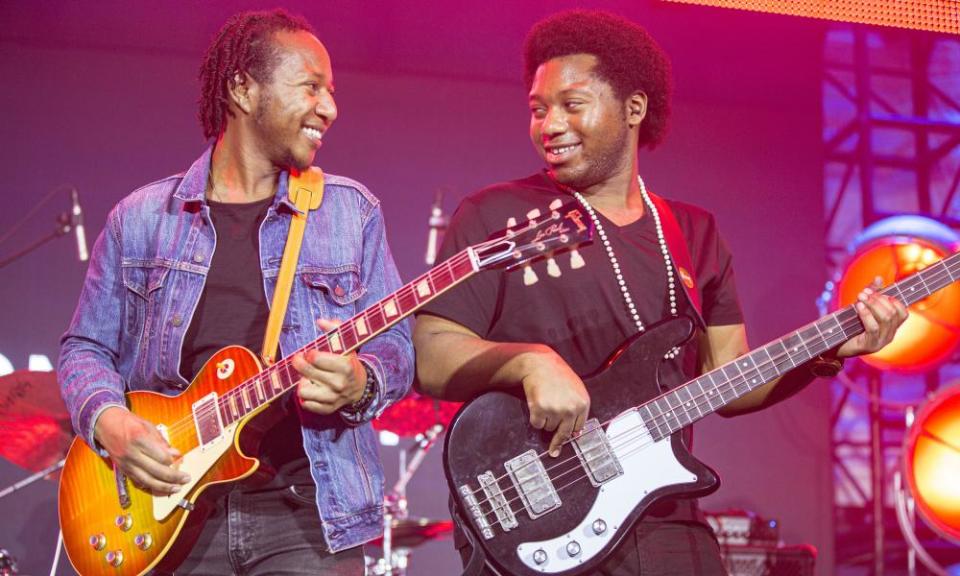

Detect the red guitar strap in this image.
[647,191,706,331]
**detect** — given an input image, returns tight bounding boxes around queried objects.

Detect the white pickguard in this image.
[152,423,237,521]
[516,410,697,573]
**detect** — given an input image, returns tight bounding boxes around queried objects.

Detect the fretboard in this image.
[638,250,960,441]
[214,248,478,426]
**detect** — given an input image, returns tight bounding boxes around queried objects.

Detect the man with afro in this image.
[416,9,905,574]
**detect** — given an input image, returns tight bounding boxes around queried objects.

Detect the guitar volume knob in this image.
[533,549,548,565]
[592,519,607,535]
[566,540,582,557]
[88,533,106,550]
[135,533,153,550]
[115,513,133,531]
[105,550,124,567]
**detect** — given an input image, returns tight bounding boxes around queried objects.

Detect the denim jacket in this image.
[59,148,414,551]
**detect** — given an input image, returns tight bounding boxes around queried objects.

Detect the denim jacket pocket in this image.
[301,268,366,321]
[121,262,169,338]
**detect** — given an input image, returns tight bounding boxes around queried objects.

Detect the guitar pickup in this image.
[478,471,518,533]
[572,418,623,486]
[506,450,561,519]
[192,392,223,449]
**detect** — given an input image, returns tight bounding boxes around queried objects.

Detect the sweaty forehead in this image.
[271,30,333,80]
[529,53,606,96]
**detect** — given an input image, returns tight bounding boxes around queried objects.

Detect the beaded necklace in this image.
[568,176,680,359]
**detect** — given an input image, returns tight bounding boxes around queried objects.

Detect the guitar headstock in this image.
[472,201,593,272]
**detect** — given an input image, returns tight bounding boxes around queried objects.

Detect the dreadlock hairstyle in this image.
[198,9,314,139]
[523,10,673,150]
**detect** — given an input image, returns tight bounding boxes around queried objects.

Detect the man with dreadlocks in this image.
[415,9,906,575]
[58,9,411,574]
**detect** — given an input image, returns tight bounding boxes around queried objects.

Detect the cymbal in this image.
[0,370,72,475]
[369,517,454,549]
[373,392,461,437]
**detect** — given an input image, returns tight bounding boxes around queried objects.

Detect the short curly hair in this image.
[198,9,314,139]
[523,10,673,149]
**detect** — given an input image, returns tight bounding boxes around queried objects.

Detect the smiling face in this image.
[528,53,639,190]
[246,30,337,170]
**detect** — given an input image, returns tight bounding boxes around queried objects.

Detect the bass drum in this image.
[903,385,960,542]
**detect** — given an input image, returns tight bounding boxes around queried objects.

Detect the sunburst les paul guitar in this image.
[444,251,960,575]
[58,203,594,576]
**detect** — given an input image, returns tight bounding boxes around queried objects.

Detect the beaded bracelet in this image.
[342,361,377,416]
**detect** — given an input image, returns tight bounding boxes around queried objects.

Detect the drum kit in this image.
[0,369,458,575]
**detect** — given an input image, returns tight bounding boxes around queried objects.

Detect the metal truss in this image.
[823,25,960,575]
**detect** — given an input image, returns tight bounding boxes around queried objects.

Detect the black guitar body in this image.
[443,317,720,575]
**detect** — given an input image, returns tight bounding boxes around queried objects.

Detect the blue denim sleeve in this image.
[58,206,128,449]
[341,203,413,425]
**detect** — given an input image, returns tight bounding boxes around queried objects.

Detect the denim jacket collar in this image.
[171,146,302,214]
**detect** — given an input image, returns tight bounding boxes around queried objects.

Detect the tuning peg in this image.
[546,257,561,277]
[523,264,539,286]
[549,199,563,219]
[526,209,540,227]
[570,249,585,269]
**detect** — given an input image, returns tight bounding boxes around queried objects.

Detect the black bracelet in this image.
[342,361,377,415]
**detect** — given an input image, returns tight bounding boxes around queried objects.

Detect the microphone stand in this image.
[0,186,81,270]
[0,213,74,270]
[373,424,445,576]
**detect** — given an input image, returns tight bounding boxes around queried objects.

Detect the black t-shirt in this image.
[180,197,273,379]
[180,197,308,487]
[419,172,744,521]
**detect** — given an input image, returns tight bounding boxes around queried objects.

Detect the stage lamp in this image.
[904,385,960,543]
[836,215,960,372]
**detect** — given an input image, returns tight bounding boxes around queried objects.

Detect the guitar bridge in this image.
[506,450,561,519]
[192,392,224,449]
[459,484,495,540]
[572,418,623,486]
[478,471,518,534]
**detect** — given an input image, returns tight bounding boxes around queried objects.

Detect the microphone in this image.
[424,189,449,266]
[70,188,88,262]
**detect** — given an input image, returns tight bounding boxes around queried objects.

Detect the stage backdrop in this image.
[0,1,829,574]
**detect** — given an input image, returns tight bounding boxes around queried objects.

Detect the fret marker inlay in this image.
[329,332,342,352]
[416,280,431,298]
[356,317,368,336]
[384,299,398,317]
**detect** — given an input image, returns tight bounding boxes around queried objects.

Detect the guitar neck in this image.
[216,248,479,424]
[638,251,960,440]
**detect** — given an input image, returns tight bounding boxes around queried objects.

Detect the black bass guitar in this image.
[444,250,960,575]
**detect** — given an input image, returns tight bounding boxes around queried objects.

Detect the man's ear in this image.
[227,71,256,115]
[627,91,648,128]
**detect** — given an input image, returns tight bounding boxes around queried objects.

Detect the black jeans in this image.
[156,484,365,576]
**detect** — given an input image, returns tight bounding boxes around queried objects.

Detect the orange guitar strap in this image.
[261,167,325,365]
[646,191,706,331]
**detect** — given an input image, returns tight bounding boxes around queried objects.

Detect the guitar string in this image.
[461,262,954,526]
[463,259,952,508]
[467,320,865,530]
[166,222,578,442]
[154,216,577,445]
[157,249,478,444]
